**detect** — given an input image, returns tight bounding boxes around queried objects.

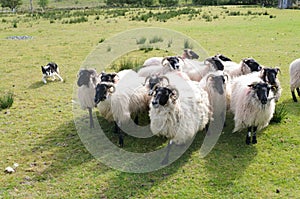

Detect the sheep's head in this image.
[205,56,224,71]
[77,69,98,87]
[100,72,118,83]
[206,73,227,95]
[183,49,199,59]
[144,74,170,96]
[215,54,232,62]
[242,58,262,73]
[150,85,179,108]
[261,67,280,86]
[94,83,115,104]
[248,82,273,105]
[162,56,184,71]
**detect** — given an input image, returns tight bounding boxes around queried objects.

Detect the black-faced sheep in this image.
[182,56,224,82]
[94,69,144,147]
[219,56,262,78]
[149,74,212,164]
[230,75,276,145]
[138,56,185,77]
[289,58,300,102]
[128,74,170,124]
[77,69,100,128]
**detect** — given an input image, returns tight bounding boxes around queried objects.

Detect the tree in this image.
[0,0,22,11]
[38,0,49,10]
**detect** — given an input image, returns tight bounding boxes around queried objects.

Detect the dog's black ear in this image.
[41,66,46,73]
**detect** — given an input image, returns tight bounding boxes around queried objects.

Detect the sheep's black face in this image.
[152,87,172,108]
[262,68,279,85]
[249,82,271,105]
[217,54,232,62]
[167,57,181,70]
[244,58,262,72]
[77,70,91,87]
[94,84,109,104]
[183,49,199,59]
[100,73,116,83]
[209,56,224,71]
[211,75,226,95]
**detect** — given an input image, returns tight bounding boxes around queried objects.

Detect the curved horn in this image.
[143,75,151,86]
[161,57,169,67]
[160,75,170,85]
[206,73,216,82]
[108,84,116,93]
[171,87,179,100]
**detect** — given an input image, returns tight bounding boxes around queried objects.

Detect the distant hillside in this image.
[19,0,193,11]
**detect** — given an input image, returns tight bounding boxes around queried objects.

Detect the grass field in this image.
[0,5,300,198]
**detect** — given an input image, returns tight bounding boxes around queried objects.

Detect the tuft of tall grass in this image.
[136,37,147,45]
[149,36,163,44]
[184,39,193,49]
[0,92,14,110]
[270,104,288,123]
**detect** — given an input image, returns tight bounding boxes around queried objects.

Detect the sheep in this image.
[230,74,276,145]
[289,58,300,102]
[259,67,282,102]
[138,56,185,77]
[199,71,229,112]
[218,55,262,78]
[149,74,212,164]
[142,49,199,67]
[128,74,170,124]
[77,69,100,128]
[95,69,145,147]
[182,56,225,81]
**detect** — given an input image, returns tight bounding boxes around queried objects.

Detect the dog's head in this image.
[41,65,51,76]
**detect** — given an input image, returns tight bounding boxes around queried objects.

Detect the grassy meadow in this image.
[0,5,300,198]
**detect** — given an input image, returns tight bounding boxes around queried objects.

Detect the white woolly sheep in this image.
[182,56,224,81]
[230,74,276,145]
[149,74,212,164]
[218,55,262,78]
[138,56,185,77]
[199,71,229,111]
[128,74,170,124]
[77,69,100,128]
[95,69,144,147]
[289,58,300,102]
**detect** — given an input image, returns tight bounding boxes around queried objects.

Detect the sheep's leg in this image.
[161,140,173,165]
[246,127,252,145]
[114,122,124,148]
[252,127,258,144]
[297,88,300,97]
[88,107,94,128]
[134,114,139,125]
[291,90,298,102]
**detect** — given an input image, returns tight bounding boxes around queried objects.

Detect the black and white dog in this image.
[41,62,63,84]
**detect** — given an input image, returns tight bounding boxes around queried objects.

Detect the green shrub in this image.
[149,36,163,44]
[0,92,14,110]
[270,104,288,124]
[136,37,147,45]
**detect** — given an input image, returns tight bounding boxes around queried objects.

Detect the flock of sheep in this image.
[76,49,300,163]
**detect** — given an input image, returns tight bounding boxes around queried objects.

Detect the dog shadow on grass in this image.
[28,81,44,89]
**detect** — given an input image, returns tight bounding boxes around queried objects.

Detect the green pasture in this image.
[0,5,299,198]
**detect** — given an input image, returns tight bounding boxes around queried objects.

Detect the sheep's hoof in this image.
[246,137,251,145]
[118,136,124,148]
[252,136,257,144]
